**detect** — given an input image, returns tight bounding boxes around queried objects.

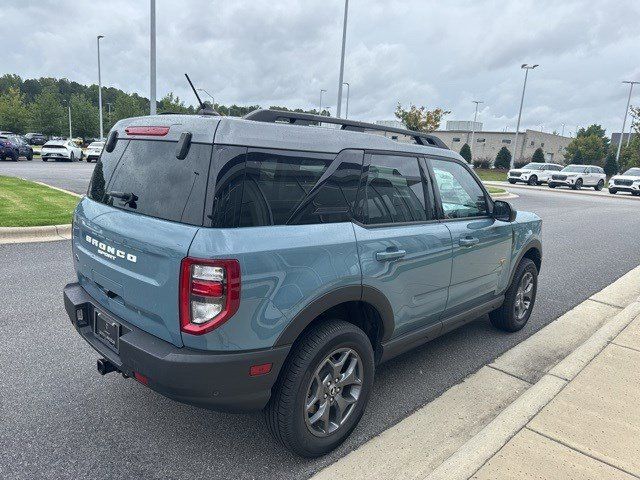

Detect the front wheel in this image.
[609,188,617,194]
[264,320,375,458]
[69,152,75,162]
[490,258,538,332]
[572,178,583,190]
[508,179,517,184]
[527,176,538,186]
[595,180,604,191]
[27,152,33,161]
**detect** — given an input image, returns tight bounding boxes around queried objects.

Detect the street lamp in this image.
[63,100,72,139]
[97,35,104,140]
[197,88,215,107]
[342,82,350,119]
[336,0,349,118]
[627,110,635,147]
[469,100,483,160]
[150,0,157,115]
[319,89,327,116]
[616,81,639,161]
[561,123,565,136]
[511,64,538,168]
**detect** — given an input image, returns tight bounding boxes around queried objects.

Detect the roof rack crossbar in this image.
[242,109,449,149]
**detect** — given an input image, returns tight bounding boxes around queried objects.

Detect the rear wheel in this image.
[264,320,375,458]
[595,180,604,191]
[490,258,538,332]
[633,191,640,196]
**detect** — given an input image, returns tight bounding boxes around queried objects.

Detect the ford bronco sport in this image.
[64,110,542,457]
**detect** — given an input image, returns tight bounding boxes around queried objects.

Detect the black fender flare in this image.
[273,285,395,347]
[508,239,542,288]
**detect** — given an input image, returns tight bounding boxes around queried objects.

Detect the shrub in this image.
[494,146,512,170]
[604,152,618,177]
[473,159,491,169]
[532,147,545,163]
[459,143,472,163]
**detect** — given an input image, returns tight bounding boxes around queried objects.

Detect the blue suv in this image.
[64,110,542,457]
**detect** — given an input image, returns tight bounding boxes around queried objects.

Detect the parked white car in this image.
[41,139,84,162]
[609,167,640,196]
[508,162,564,185]
[85,141,105,163]
[548,165,607,190]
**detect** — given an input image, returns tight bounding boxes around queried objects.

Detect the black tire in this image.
[490,258,538,332]
[11,153,18,162]
[633,191,640,196]
[42,157,48,162]
[609,188,617,194]
[27,152,33,161]
[527,175,537,186]
[69,152,75,162]
[572,178,583,190]
[508,179,517,184]
[549,183,556,188]
[264,320,375,458]
[595,180,604,191]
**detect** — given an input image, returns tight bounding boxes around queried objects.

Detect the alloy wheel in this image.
[304,348,363,437]
[514,272,534,320]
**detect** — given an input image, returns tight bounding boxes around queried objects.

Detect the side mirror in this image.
[493,200,516,222]
[105,130,118,153]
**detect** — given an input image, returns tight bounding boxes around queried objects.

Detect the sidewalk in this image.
[471,310,640,479]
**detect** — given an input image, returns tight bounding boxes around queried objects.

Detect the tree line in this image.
[0,74,329,139]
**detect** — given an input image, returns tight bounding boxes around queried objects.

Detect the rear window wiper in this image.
[106,191,138,208]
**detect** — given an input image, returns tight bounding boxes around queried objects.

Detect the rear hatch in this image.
[72,117,218,347]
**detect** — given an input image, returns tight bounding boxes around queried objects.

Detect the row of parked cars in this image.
[508,162,640,195]
[0,131,104,163]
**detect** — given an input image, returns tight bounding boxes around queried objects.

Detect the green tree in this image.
[494,146,512,169]
[70,93,98,139]
[603,151,618,177]
[577,124,609,149]
[29,87,65,136]
[564,134,606,165]
[0,87,30,133]
[112,94,145,123]
[394,103,450,132]
[459,143,471,163]
[618,136,640,171]
[158,92,192,114]
[532,147,545,163]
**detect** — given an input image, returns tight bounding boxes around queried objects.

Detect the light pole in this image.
[561,123,565,136]
[469,100,483,160]
[197,88,215,107]
[615,82,639,162]
[627,111,635,147]
[97,35,104,140]
[511,64,538,168]
[150,0,157,115]
[336,0,349,118]
[319,89,327,116]
[342,82,350,119]
[106,102,113,127]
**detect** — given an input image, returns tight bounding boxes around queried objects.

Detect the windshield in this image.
[561,166,586,173]
[89,142,104,148]
[523,163,545,170]
[623,168,640,177]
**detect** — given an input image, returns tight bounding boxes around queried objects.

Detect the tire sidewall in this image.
[288,328,374,456]
[507,261,538,329]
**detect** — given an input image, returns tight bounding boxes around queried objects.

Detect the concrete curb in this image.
[0,224,72,244]
[484,180,640,201]
[311,265,640,480]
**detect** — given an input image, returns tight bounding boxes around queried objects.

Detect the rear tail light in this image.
[179,258,240,335]
[125,126,170,136]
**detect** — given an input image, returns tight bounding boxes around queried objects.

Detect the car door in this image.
[353,153,453,338]
[428,157,513,317]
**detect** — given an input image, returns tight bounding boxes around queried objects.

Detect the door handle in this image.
[375,249,406,261]
[459,236,480,247]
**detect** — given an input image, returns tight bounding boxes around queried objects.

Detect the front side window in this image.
[355,154,429,225]
[430,158,489,219]
[523,163,545,170]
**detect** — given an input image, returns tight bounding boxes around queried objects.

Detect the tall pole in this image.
[469,100,483,161]
[336,0,349,118]
[343,82,350,119]
[626,110,635,147]
[150,0,157,115]
[561,123,565,136]
[68,106,72,139]
[615,81,637,162]
[511,64,538,168]
[319,89,327,115]
[97,35,104,140]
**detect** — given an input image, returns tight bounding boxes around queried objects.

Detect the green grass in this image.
[487,186,506,195]
[0,176,79,227]
[475,168,507,182]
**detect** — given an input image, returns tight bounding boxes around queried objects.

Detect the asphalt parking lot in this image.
[2,187,639,480]
[0,159,95,194]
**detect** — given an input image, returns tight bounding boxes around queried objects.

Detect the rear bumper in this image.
[63,282,289,412]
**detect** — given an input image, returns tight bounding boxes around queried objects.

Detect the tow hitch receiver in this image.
[96,358,119,376]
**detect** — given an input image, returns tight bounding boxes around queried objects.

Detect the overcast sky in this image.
[3,0,640,135]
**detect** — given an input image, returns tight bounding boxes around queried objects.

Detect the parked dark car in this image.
[24,132,48,145]
[0,135,34,161]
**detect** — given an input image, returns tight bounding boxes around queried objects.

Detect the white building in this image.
[445,120,483,132]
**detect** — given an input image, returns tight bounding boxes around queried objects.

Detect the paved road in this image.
[0,158,95,194]
[2,189,640,480]
[487,180,640,201]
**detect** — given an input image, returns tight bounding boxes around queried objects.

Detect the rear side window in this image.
[238,149,334,227]
[355,154,429,225]
[88,139,213,225]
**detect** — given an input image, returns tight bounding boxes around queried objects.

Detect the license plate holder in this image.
[94,310,121,352]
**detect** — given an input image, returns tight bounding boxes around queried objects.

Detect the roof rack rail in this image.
[242,109,449,149]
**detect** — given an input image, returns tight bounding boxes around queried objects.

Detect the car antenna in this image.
[184,73,219,116]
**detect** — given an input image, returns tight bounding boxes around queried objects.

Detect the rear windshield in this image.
[88,139,212,225]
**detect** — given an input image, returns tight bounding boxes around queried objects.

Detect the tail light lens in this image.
[179,258,240,335]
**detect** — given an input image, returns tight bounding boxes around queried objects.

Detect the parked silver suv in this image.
[508,162,563,186]
[609,167,640,196]
[548,165,606,190]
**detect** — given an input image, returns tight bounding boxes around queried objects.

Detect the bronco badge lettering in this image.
[85,235,137,263]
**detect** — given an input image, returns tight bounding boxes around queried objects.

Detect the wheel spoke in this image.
[309,400,330,432]
[305,373,323,412]
[337,356,361,388]
[329,350,350,379]
[333,393,355,424]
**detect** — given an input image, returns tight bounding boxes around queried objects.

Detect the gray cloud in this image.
[2,0,639,135]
